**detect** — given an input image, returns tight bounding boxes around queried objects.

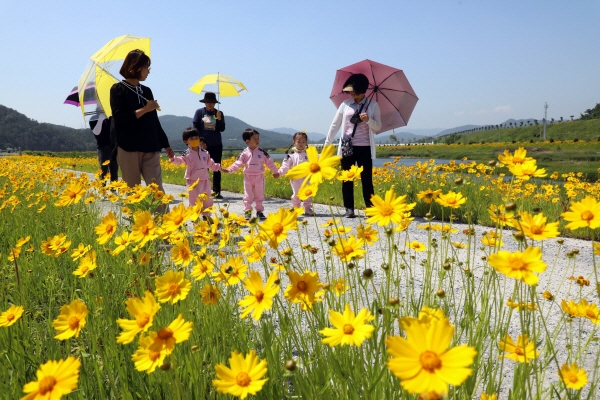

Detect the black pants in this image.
[206,144,223,194]
[98,145,118,181]
[341,146,374,210]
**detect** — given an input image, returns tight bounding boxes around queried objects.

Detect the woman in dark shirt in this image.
[110,49,174,191]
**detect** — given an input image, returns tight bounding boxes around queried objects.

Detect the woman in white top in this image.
[324,73,381,218]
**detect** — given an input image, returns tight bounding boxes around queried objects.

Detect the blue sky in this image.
[0,1,599,136]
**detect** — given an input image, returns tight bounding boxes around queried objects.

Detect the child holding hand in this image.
[277,131,313,216]
[170,127,221,214]
[222,129,279,220]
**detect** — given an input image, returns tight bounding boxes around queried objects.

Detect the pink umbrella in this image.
[329,59,418,132]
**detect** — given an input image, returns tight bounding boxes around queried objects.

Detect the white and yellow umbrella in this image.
[77,35,151,119]
[189,73,248,102]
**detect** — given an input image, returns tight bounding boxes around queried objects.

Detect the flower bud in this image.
[424,212,434,219]
[512,231,525,241]
[285,359,297,371]
[557,239,564,245]
[436,289,445,298]
[160,362,171,371]
[322,283,331,290]
[505,202,517,211]
[381,263,389,270]
[191,345,199,351]
[488,160,497,167]
[443,263,451,270]
[347,262,355,269]
[454,177,463,185]
[388,297,400,306]
[274,279,281,285]
[532,207,541,213]
[225,266,234,274]
[362,268,374,279]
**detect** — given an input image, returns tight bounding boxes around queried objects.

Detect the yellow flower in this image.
[112,231,133,256]
[514,211,560,241]
[333,235,366,262]
[52,299,88,340]
[171,239,194,266]
[488,204,514,227]
[561,195,600,230]
[0,305,24,327]
[15,236,31,248]
[409,240,427,252]
[95,211,118,245]
[7,246,21,261]
[213,350,268,399]
[21,356,81,399]
[285,144,341,184]
[577,299,600,324]
[558,363,588,390]
[487,247,547,285]
[356,224,379,245]
[331,278,349,296]
[594,242,600,256]
[238,271,280,320]
[365,188,415,226]
[258,207,298,249]
[131,334,167,374]
[199,284,221,305]
[498,147,533,166]
[297,181,319,201]
[213,256,248,286]
[435,191,467,209]
[155,270,192,304]
[480,231,503,247]
[73,251,97,278]
[480,394,498,400]
[498,334,539,363]
[237,231,262,255]
[337,165,363,181]
[417,188,442,204]
[54,181,86,206]
[386,318,476,394]
[284,270,322,308]
[70,243,90,261]
[161,203,191,233]
[561,299,579,318]
[116,291,161,344]
[130,211,158,246]
[508,160,547,180]
[149,314,193,354]
[138,252,152,265]
[319,304,375,347]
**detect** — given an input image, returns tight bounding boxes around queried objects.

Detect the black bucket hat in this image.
[199,92,220,104]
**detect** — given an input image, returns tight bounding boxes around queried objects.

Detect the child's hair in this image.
[285,131,308,154]
[242,128,259,142]
[182,127,201,142]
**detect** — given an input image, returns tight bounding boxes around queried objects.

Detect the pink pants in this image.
[290,178,313,210]
[188,178,213,214]
[243,174,265,212]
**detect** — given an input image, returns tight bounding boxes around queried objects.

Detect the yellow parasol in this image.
[77,35,151,118]
[188,73,248,103]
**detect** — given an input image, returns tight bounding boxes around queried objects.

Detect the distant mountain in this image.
[0,105,96,151]
[159,115,297,149]
[269,127,326,142]
[436,125,481,137]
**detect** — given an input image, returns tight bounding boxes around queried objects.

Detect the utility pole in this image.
[543,102,548,141]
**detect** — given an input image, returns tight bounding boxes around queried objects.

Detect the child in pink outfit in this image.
[169,128,221,213]
[277,131,313,215]
[223,129,279,219]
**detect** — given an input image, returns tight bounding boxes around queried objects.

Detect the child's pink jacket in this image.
[169,148,221,180]
[277,150,308,177]
[225,147,278,175]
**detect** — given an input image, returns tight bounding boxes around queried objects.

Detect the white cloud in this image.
[475,109,489,115]
[493,105,512,113]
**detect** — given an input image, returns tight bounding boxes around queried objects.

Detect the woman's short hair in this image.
[343,73,370,95]
[119,49,151,79]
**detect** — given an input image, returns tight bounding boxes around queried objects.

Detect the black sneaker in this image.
[256,211,267,220]
[215,193,224,200]
[343,208,356,218]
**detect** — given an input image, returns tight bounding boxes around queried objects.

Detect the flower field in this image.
[1,146,599,399]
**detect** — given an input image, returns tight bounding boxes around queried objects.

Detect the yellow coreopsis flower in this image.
[332,235,367,262]
[130,211,158,246]
[594,242,600,256]
[487,247,547,285]
[356,224,379,245]
[319,304,375,347]
[53,299,88,340]
[213,350,268,399]
[155,270,192,304]
[337,165,363,181]
[498,147,533,166]
[285,144,341,184]
[116,290,161,344]
[331,278,349,296]
[237,231,262,255]
[131,334,167,374]
[480,394,498,400]
[21,356,81,399]
[171,239,194,266]
[508,160,547,180]
[161,203,191,233]
[514,211,560,241]
[577,299,600,324]
[70,243,90,261]
[435,191,467,209]
[558,363,588,390]
[0,305,24,327]
[112,231,133,256]
[191,251,215,280]
[258,207,298,249]
[199,284,221,305]
[416,188,442,204]
[409,240,427,252]
[498,334,539,363]
[238,270,280,321]
[284,270,322,308]
[561,195,600,230]
[95,211,118,245]
[386,318,476,394]
[73,250,97,278]
[149,314,193,354]
[488,204,514,227]
[15,236,31,248]
[213,256,248,286]
[480,231,503,247]
[54,181,87,206]
[365,188,415,227]
[297,181,319,201]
